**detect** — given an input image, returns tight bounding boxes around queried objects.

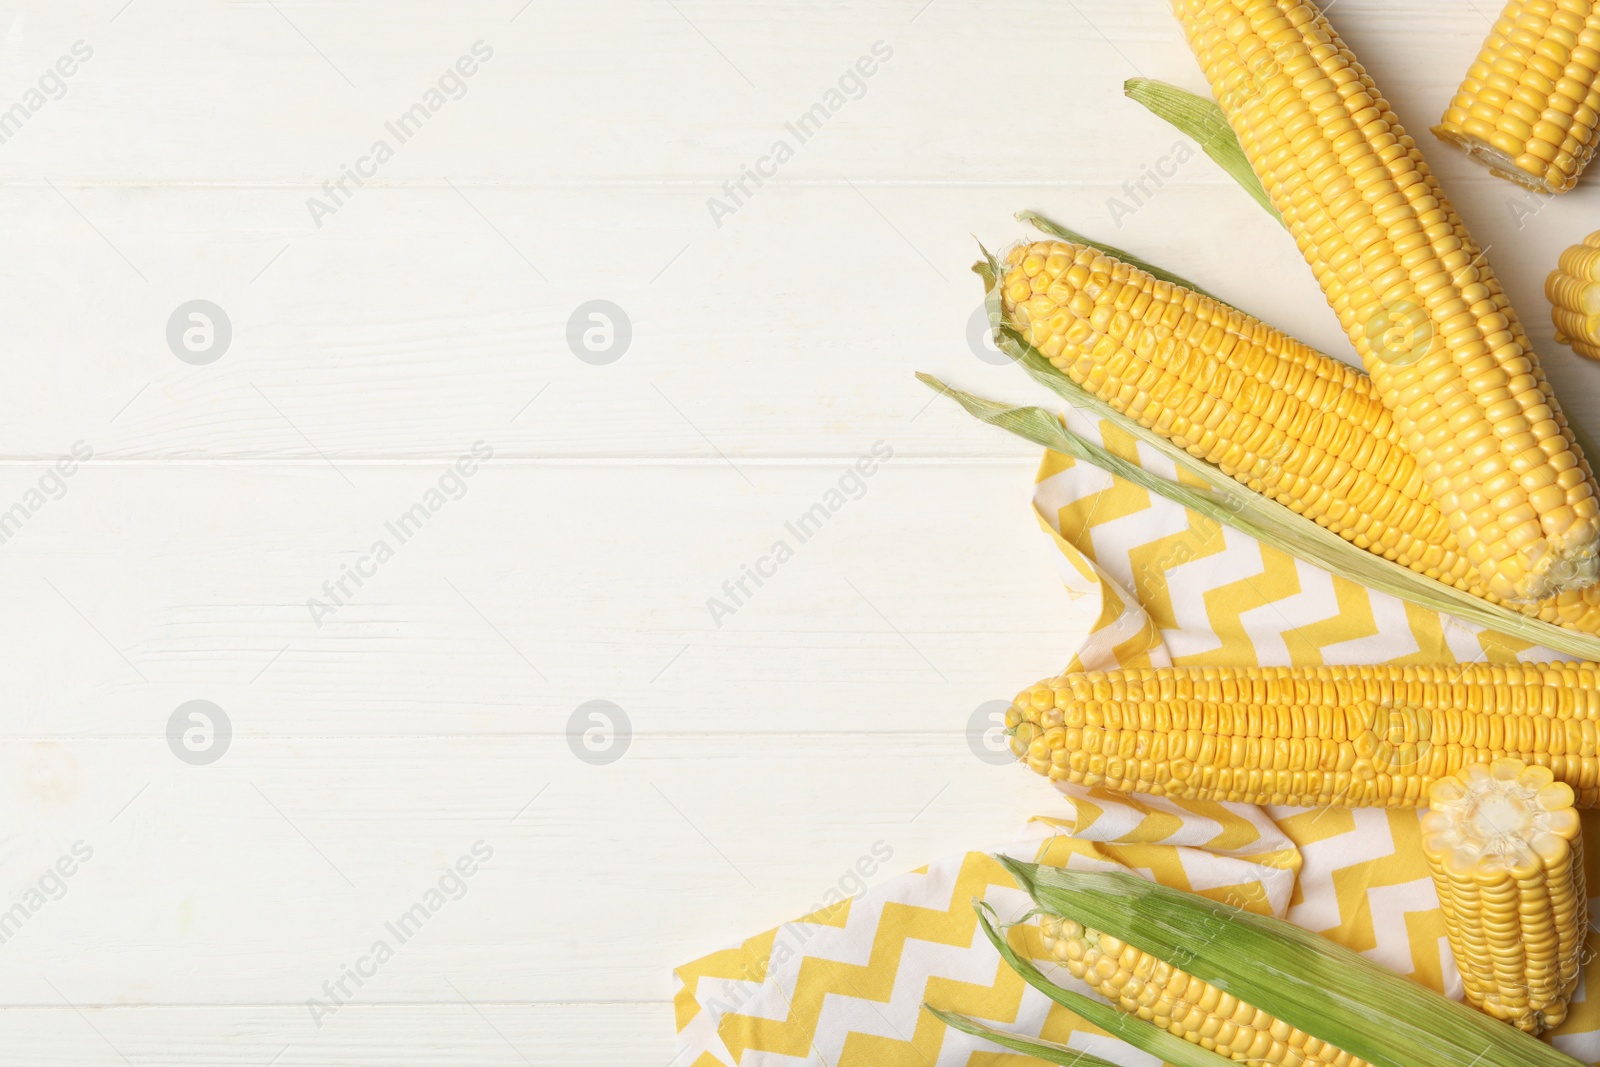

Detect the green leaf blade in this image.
[1124,78,1282,224]
[926,1006,1127,1067]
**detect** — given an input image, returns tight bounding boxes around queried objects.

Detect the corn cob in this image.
[1434,0,1600,195]
[1039,916,1366,1067]
[1005,238,1600,635]
[1001,861,1583,1067]
[1547,229,1600,361]
[1006,662,1600,807]
[1172,0,1600,604]
[1423,758,1586,1033]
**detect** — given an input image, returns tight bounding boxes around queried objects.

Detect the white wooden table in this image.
[2,2,1596,1063]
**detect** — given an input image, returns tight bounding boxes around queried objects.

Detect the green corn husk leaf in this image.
[999,859,1585,1067]
[1124,78,1281,223]
[926,1006,1129,1067]
[966,901,1244,1067]
[954,246,1600,661]
[917,368,1600,660]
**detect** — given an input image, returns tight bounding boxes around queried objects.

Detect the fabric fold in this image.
[673,412,1587,1067]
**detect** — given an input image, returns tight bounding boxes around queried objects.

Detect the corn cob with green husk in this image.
[1003,238,1600,635]
[1170,0,1600,604]
[1006,662,1600,807]
[1434,0,1600,194]
[928,862,1587,1067]
[1423,757,1587,1033]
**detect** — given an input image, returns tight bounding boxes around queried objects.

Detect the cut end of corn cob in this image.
[1037,914,1364,1067]
[1547,230,1600,363]
[1171,0,1600,605]
[1432,0,1600,196]
[1422,757,1586,1033]
[1006,664,1600,808]
[1431,127,1585,196]
[1422,758,1580,878]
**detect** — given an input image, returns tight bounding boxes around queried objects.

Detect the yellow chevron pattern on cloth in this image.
[673,409,1600,1066]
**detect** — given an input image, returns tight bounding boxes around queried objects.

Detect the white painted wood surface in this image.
[4,1,1599,1063]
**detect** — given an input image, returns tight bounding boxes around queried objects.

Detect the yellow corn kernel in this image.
[1172,0,1600,604]
[1422,758,1586,1033]
[1435,0,1600,194]
[1040,919,1354,1067]
[1003,239,1600,638]
[1547,229,1600,362]
[1006,663,1600,808]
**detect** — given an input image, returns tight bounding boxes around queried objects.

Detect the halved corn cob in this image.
[1006,663,1600,807]
[1547,229,1600,361]
[1172,0,1600,604]
[1423,758,1586,1033]
[1004,239,1600,635]
[1039,915,1366,1067]
[1434,0,1600,195]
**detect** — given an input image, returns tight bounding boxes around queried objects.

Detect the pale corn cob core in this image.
[1547,229,1600,362]
[1002,238,1600,636]
[1422,758,1586,1033]
[1172,0,1600,604]
[1434,0,1600,195]
[1038,917,1366,1067]
[1005,663,1600,808]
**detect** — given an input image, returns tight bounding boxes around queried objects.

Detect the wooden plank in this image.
[0,1003,670,1066]
[0,733,1051,1003]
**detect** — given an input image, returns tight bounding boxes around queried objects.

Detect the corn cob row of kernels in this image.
[1547,229,1600,361]
[1422,758,1587,1033]
[1004,240,1456,573]
[1003,239,1600,635]
[1006,663,1600,808]
[1172,0,1600,604]
[1435,0,1600,195]
[1038,916,1367,1067]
